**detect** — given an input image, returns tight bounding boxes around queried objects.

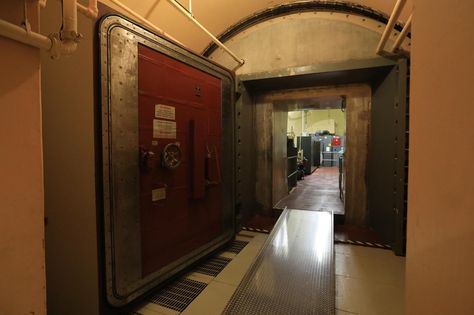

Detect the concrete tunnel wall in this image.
[40,1,100,314]
[0,2,46,315]
[209,11,409,73]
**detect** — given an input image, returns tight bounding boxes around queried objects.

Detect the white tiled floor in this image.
[137,236,405,315]
[335,244,405,315]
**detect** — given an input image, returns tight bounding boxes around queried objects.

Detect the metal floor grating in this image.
[226,239,249,254]
[194,256,232,277]
[148,278,207,312]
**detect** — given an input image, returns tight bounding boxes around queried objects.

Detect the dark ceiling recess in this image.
[202,1,410,57]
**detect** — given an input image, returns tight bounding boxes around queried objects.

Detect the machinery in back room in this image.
[294,131,344,176]
[314,131,345,167]
[297,135,317,175]
[287,137,298,189]
[99,16,235,311]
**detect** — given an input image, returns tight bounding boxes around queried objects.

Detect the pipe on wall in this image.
[376,0,406,55]
[0,18,52,50]
[61,0,78,40]
[0,0,80,58]
[52,0,99,19]
[51,0,80,57]
[167,0,245,66]
[77,0,99,19]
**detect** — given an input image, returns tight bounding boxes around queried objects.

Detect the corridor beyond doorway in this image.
[275,167,344,215]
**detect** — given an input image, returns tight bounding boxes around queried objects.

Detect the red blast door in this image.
[138,45,222,276]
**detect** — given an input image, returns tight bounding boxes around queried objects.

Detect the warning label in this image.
[152,188,166,202]
[155,104,175,120]
[153,119,176,139]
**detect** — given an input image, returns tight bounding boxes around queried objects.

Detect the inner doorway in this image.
[257,85,371,228]
[236,58,408,255]
[276,98,347,218]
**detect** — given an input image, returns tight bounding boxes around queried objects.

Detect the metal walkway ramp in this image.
[223,209,335,315]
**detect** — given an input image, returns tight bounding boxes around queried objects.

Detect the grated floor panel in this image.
[225,239,249,254]
[194,256,232,277]
[223,209,335,315]
[148,278,207,312]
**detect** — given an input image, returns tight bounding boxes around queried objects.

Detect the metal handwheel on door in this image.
[161,142,182,169]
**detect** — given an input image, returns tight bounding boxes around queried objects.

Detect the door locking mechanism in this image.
[161,142,182,169]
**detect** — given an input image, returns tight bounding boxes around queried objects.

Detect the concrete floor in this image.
[276,166,345,215]
[336,244,405,315]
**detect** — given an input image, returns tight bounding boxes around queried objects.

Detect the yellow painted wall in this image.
[287,109,346,136]
[0,2,46,315]
[406,0,474,314]
[287,111,303,136]
[306,109,346,135]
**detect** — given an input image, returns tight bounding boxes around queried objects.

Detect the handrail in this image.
[167,0,245,66]
[392,13,412,52]
[107,0,183,45]
[376,0,406,55]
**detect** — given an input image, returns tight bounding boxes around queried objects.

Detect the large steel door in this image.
[369,59,408,255]
[138,46,223,276]
[99,16,235,307]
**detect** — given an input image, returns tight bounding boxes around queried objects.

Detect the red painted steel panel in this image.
[138,45,222,276]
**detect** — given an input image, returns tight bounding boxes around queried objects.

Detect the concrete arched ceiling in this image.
[101,0,413,53]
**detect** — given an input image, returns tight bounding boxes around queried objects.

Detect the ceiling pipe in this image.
[391,13,412,53]
[167,0,245,66]
[107,0,183,45]
[376,0,406,55]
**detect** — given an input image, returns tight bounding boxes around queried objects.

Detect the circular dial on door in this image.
[161,142,182,169]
